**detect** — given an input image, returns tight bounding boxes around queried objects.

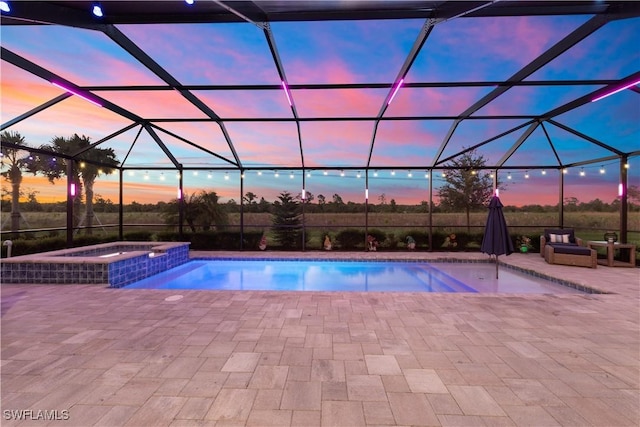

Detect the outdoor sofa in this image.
[540,228,597,268]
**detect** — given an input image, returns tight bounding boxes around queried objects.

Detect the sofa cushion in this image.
[550,245,591,256]
[544,228,575,244]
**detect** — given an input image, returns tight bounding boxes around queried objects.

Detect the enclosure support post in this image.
[178,167,184,239]
[66,161,74,248]
[365,171,369,250]
[118,169,124,240]
[302,169,306,252]
[620,155,628,243]
[428,169,433,252]
[559,168,564,229]
[240,169,244,250]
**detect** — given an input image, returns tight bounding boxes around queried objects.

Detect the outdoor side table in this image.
[587,241,637,268]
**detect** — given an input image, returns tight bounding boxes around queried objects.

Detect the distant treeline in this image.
[2,195,635,214]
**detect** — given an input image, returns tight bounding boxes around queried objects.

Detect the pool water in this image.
[123,260,584,294]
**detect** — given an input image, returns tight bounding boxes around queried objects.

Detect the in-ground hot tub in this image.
[1,241,190,287]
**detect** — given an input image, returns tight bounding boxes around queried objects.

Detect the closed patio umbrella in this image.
[481,195,514,278]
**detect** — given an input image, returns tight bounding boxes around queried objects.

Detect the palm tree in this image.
[162,190,228,232]
[36,134,119,234]
[0,131,32,232]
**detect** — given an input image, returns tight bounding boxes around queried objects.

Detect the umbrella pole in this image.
[495,255,499,279]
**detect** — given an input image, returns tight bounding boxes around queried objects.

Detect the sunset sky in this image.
[1,5,638,206]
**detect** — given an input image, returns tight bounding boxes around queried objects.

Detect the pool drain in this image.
[164,295,184,302]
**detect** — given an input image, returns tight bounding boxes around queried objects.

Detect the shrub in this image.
[336,229,365,250]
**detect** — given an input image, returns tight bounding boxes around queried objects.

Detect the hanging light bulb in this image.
[599,166,605,174]
[407,171,412,178]
[580,168,585,177]
[524,171,529,179]
[225,172,229,180]
[207,171,212,179]
[541,169,546,175]
[289,171,294,179]
[507,173,512,180]
[340,170,345,177]
[562,168,568,174]
[160,172,165,181]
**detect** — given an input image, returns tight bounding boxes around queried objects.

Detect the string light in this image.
[541,169,546,175]
[356,171,361,178]
[600,166,605,174]
[289,171,294,179]
[580,168,585,177]
[424,172,430,179]
[225,172,229,180]
[160,173,165,181]
[562,168,568,174]
[340,170,345,177]
[207,171,212,179]
[524,171,529,179]
[507,172,512,180]
[407,171,412,178]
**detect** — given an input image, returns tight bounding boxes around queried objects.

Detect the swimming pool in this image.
[123,259,585,294]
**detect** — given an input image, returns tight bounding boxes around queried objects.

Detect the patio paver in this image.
[1,251,638,426]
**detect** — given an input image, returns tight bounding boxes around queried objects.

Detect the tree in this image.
[0,131,33,232]
[35,134,119,234]
[437,149,495,232]
[162,190,228,232]
[271,191,302,249]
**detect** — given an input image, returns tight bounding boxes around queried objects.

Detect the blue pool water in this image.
[123,260,584,294]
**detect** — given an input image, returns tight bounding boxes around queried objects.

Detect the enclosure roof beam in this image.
[144,124,181,169]
[1,94,71,132]
[367,18,436,168]
[546,119,625,156]
[1,47,145,124]
[100,24,243,168]
[496,122,540,167]
[262,22,304,168]
[72,123,141,158]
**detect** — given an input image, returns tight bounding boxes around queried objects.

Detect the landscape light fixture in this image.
[92,3,103,17]
[387,78,404,105]
[592,78,640,102]
[281,81,292,106]
[0,1,10,13]
[52,82,102,107]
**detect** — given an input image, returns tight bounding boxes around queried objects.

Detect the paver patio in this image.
[1,251,638,426]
